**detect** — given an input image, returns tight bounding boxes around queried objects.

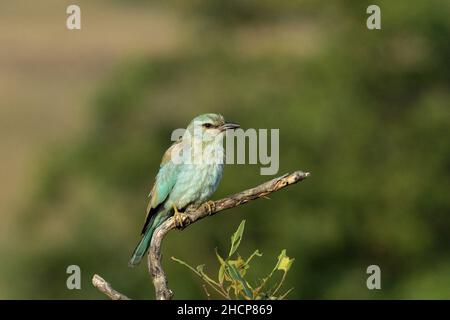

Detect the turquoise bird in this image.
[129,113,239,266]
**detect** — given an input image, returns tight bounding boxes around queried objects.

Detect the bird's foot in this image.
[174,213,183,229]
[173,204,189,230]
[204,201,216,216]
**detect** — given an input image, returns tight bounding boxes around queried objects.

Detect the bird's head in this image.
[185,113,240,142]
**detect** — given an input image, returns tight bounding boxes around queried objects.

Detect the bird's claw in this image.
[174,213,186,230]
[204,201,216,216]
[173,204,190,230]
[173,205,183,229]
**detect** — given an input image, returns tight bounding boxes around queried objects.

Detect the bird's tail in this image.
[128,213,166,267]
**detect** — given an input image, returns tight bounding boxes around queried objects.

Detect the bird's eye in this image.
[203,123,212,128]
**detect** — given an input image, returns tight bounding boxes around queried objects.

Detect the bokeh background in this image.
[0,0,449,299]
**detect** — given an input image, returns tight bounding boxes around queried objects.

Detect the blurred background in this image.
[0,0,449,299]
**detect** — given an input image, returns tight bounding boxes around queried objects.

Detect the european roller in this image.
[129,113,239,266]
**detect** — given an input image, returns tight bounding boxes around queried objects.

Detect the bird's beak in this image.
[220,122,240,132]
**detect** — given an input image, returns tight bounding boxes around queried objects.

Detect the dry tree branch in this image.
[92,170,309,300]
[92,274,130,300]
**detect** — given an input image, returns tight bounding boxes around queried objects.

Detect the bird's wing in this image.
[141,140,182,234]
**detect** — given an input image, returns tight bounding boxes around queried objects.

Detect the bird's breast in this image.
[170,162,223,209]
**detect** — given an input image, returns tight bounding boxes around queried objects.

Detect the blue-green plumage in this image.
[129,114,239,266]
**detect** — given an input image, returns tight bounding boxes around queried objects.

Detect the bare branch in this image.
[148,170,309,300]
[92,274,130,300]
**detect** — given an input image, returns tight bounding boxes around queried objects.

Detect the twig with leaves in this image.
[92,170,309,300]
[172,220,295,300]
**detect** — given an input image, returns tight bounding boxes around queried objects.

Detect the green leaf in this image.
[226,261,253,299]
[276,249,295,273]
[267,250,295,297]
[218,265,225,285]
[229,220,246,257]
[215,248,226,285]
[228,255,248,277]
[254,249,295,298]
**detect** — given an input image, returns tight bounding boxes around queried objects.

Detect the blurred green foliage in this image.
[2,0,449,299]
